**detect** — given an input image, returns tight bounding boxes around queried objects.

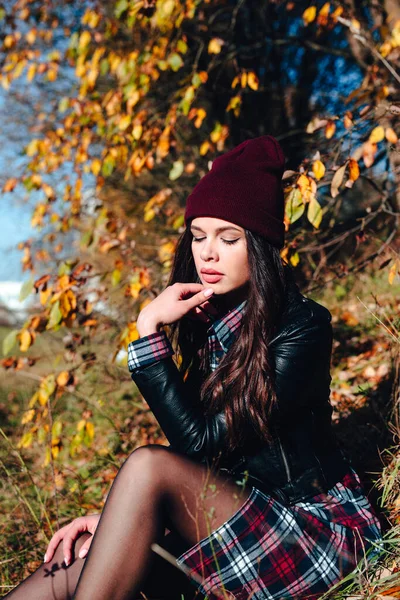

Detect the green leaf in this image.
[58,97,69,113]
[169,160,184,181]
[115,0,128,18]
[2,330,18,356]
[285,188,304,224]
[177,39,188,54]
[111,269,121,287]
[19,277,34,302]
[47,300,62,329]
[307,196,323,229]
[58,262,71,276]
[168,53,184,72]
[172,214,184,230]
[192,73,202,87]
[52,420,63,438]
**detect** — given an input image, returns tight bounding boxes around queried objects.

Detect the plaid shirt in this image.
[127,299,247,373]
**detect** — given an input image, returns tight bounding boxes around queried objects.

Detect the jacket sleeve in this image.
[129,355,230,462]
[129,299,333,460]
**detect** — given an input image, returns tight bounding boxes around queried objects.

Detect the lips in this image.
[201,269,223,275]
[201,272,223,283]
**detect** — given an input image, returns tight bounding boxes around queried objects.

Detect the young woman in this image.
[4,136,382,600]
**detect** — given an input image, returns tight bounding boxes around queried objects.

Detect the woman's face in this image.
[190,217,250,298]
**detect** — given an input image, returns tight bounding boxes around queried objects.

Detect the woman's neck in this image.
[210,282,249,315]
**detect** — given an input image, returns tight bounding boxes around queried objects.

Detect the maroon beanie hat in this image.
[184,135,286,249]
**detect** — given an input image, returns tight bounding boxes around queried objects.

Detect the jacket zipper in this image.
[278,438,292,483]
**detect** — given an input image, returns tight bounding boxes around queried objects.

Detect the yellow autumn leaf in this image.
[208,38,223,54]
[303,6,317,24]
[91,158,102,175]
[247,72,259,91]
[77,419,86,432]
[29,392,38,409]
[40,285,52,306]
[388,260,398,285]
[231,75,240,89]
[86,422,95,440]
[21,409,35,425]
[319,3,330,16]
[290,252,300,267]
[200,140,210,155]
[119,115,131,131]
[385,128,398,143]
[19,432,33,449]
[19,330,32,352]
[144,208,156,222]
[79,30,91,50]
[159,241,176,264]
[369,126,385,143]
[59,290,77,318]
[312,160,325,180]
[38,388,49,406]
[27,64,36,82]
[240,72,247,88]
[56,371,70,387]
[297,174,310,193]
[133,124,143,140]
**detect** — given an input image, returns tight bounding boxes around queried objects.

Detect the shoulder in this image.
[270,281,332,345]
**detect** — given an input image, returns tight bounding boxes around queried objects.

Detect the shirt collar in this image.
[206,299,247,353]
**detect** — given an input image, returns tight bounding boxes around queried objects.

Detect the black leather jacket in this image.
[130,282,349,505]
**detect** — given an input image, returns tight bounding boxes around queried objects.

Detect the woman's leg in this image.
[2,529,199,600]
[2,532,91,600]
[3,445,251,600]
[73,444,251,600]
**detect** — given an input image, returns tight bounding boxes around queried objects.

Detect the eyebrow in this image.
[190,225,242,234]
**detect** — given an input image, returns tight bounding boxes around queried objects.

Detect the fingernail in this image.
[79,548,88,558]
[204,288,214,297]
[64,556,69,567]
[43,554,47,563]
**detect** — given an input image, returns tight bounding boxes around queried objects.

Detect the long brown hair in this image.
[166,226,295,452]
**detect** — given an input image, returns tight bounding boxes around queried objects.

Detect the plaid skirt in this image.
[175,469,382,600]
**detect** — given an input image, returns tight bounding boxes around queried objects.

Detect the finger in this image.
[44,523,72,563]
[176,283,207,300]
[198,299,219,315]
[78,537,93,559]
[196,305,213,323]
[63,521,86,566]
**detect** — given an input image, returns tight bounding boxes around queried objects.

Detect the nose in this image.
[199,238,219,262]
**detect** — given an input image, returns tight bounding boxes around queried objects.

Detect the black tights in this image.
[3,445,252,600]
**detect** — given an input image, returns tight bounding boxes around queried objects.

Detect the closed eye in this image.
[192,237,239,245]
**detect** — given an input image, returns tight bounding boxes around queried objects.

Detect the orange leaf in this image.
[385,127,398,143]
[2,178,18,193]
[325,120,336,139]
[348,159,360,182]
[56,371,70,387]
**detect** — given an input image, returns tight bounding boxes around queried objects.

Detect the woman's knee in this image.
[120,444,173,482]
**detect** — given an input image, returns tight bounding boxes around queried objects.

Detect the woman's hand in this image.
[137,283,215,335]
[43,514,101,566]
